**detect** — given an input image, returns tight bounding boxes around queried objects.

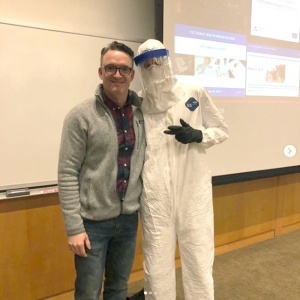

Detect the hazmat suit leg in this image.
[175,164,215,300]
[140,197,177,300]
[177,197,214,300]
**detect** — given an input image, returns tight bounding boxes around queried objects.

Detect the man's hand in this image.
[164,118,203,144]
[67,232,91,257]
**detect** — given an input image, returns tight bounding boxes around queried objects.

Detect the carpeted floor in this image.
[128,229,300,299]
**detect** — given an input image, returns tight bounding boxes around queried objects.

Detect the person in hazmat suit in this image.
[131,39,229,300]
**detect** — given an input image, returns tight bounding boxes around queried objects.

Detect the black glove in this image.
[164,119,203,144]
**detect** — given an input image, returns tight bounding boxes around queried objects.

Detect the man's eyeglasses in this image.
[102,65,133,76]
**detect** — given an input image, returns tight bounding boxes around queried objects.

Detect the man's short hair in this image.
[101,41,134,66]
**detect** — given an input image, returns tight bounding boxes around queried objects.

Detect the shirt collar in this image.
[101,86,131,110]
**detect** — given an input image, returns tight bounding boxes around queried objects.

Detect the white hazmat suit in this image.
[134,39,228,300]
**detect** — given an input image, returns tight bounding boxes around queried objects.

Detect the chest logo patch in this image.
[185,97,199,111]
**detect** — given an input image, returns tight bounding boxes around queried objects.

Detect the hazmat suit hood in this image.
[134,39,181,114]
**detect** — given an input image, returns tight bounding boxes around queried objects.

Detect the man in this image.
[58,41,146,300]
[133,39,228,300]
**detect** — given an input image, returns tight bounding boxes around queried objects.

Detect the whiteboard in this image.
[0,23,144,190]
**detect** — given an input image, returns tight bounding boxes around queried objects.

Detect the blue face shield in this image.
[134,49,169,69]
[134,48,174,93]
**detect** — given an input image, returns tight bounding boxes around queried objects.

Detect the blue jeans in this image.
[74,213,138,300]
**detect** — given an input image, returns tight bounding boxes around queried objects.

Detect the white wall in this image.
[0,0,154,41]
[0,0,155,190]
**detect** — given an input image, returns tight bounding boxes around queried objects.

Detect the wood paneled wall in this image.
[0,173,299,299]
[0,194,75,299]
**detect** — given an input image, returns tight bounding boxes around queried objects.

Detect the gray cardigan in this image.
[58,85,146,236]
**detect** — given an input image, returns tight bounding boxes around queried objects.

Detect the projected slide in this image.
[174,24,246,97]
[251,0,300,43]
[246,44,300,96]
[174,23,300,98]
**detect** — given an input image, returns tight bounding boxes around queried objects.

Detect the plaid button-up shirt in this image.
[102,91,135,201]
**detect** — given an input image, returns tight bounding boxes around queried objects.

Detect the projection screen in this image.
[162,0,300,178]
